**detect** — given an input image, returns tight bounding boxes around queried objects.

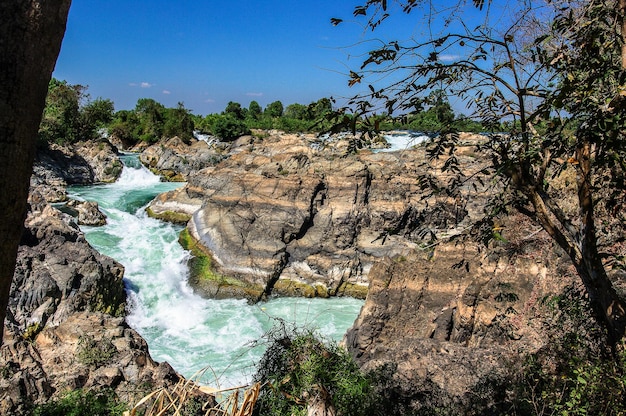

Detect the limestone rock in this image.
[74,140,123,183]
[30,140,121,202]
[0,202,194,414]
[8,204,125,333]
[152,131,479,299]
[344,213,579,412]
[64,199,107,226]
[139,136,225,180]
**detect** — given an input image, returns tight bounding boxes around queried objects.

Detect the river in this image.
[68,154,364,387]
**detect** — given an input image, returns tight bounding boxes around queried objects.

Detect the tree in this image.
[135,98,165,142]
[309,97,333,120]
[335,0,626,346]
[212,115,250,141]
[164,102,195,143]
[38,78,84,144]
[0,0,72,344]
[248,100,263,120]
[264,100,284,118]
[284,103,310,120]
[79,97,114,140]
[224,101,246,120]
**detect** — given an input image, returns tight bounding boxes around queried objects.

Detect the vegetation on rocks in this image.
[252,327,375,416]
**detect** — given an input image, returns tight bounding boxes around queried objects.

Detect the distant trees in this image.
[108,98,195,145]
[193,97,338,139]
[38,78,114,145]
[264,100,284,118]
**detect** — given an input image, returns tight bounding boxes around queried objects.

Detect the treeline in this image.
[38,78,485,146]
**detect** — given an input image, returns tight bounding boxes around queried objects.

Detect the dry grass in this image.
[125,371,260,416]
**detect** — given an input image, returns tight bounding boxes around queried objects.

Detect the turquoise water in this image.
[69,154,364,387]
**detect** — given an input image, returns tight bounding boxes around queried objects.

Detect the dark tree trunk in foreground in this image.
[0,0,72,344]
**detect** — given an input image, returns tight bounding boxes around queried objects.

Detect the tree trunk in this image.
[522,143,626,348]
[619,0,626,69]
[0,0,72,344]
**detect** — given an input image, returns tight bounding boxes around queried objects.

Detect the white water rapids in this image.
[68,154,364,387]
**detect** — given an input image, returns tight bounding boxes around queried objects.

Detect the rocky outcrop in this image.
[343,212,585,412]
[63,199,107,226]
[0,202,189,414]
[30,140,121,202]
[139,136,225,181]
[149,131,480,299]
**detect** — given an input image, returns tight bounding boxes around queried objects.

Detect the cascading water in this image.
[68,154,364,386]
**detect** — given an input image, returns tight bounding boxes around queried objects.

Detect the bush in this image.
[253,326,375,416]
[77,335,117,368]
[31,388,127,416]
[212,115,250,141]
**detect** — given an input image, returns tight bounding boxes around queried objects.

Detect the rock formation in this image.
[148,131,481,300]
[343,208,626,412]
[140,136,225,181]
[30,140,122,202]
[0,201,187,414]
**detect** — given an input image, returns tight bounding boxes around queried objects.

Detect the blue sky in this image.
[53,1,492,116]
[53,0,380,114]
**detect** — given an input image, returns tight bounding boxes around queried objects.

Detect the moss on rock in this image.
[178,228,264,300]
[145,207,191,224]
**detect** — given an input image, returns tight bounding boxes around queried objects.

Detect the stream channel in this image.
[68,154,364,387]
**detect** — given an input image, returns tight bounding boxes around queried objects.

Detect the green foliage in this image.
[248,100,263,119]
[38,79,117,145]
[253,327,375,416]
[510,288,626,416]
[31,388,127,416]
[134,98,165,142]
[38,78,84,145]
[264,100,284,118]
[212,114,250,141]
[77,335,117,368]
[22,323,42,342]
[163,102,195,144]
[224,101,246,120]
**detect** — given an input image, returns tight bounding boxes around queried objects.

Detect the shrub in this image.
[253,325,374,416]
[212,115,250,141]
[31,388,127,416]
[77,335,117,368]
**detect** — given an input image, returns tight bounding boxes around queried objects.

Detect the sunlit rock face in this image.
[149,131,481,299]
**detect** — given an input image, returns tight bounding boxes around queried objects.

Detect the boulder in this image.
[8,204,124,333]
[139,136,225,181]
[64,199,107,226]
[30,140,122,202]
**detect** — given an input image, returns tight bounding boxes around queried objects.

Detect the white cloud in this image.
[204,98,215,103]
[162,90,171,95]
[439,54,461,62]
[246,92,263,97]
[129,82,155,88]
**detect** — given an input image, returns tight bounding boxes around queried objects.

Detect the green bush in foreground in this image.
[252,326,375,416]
[30,388,127,416]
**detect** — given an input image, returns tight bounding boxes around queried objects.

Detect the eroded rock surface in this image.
[140,136,225,181]
[30,140,121,202]
[343,213,585,412]
[0,203,185,414]
[148,131,482,299]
